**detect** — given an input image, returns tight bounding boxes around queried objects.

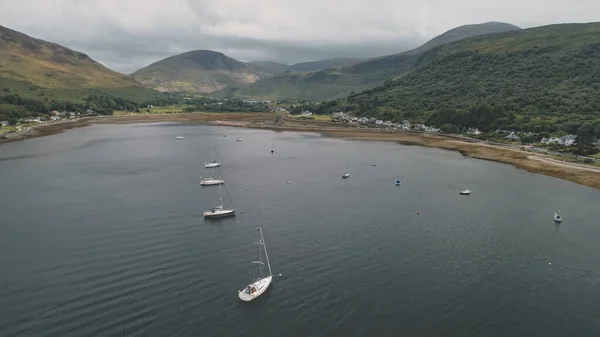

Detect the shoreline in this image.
[2,113,600,191]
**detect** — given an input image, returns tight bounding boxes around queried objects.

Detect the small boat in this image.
[271,144,275,154]
[371,164,377,167]
[342,173,350,179]
[236,137,243,142]
[395,179,401,186]
[212,130,216,133]
[203,183,235,218]
[204,151,220,168]
[200,166,224,186]
[554,206,562,223]
[238,226,273,302]
[222,134,227,137]
[175,135,184,140]
[460,190,471,195]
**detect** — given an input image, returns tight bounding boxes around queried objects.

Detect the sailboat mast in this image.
[258,230,263,278]
[259,227,273,276]
[219,183,223,208]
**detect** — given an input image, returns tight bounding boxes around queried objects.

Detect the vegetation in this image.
[315,23,600,153]
[182,97,269,113]
[0,78,183,120]
[232,22,520,101]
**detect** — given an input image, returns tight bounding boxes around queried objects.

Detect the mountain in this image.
[131,50,265,93]
[0,25,139,88]
[231,22,521,101]
[287,58,364,72]
[405,22,521,55]
[322,23,600,138]
[247,61,290,76]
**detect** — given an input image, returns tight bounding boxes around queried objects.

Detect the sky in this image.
[0,0,599,73]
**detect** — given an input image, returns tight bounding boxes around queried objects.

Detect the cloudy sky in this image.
[1,0,598,73]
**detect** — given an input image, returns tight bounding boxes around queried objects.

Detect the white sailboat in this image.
[554,205,562,223]
[200,166,224,186]
[238,226,273,302]
[342,161,349,179]
[205,151,220,168]
[203,182,235,218]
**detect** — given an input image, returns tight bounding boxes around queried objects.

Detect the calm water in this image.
[1,123,599,337]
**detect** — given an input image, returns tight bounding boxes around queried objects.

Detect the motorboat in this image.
[460,190,471,195]
[237,137,243,142]
[175,135,184,140]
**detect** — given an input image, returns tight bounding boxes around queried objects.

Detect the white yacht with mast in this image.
[554,205,562,223]
[203,182,235,218]
[239,226,273,301]
[200,166,224,186]
[205,151,220,168]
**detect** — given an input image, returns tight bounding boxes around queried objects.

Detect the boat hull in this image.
[203,209,236,218]
[238,276,272,301]
[205,163,220,168]
[200,180,224,186]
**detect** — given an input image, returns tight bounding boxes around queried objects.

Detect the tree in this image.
[576,122,594,154]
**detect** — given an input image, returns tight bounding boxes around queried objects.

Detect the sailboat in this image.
[200,166,224,186]
[238,226,273,301]
[203,182,235,218]
[342,161,349,179]
[205,151,220,168]
[554,205,562,223]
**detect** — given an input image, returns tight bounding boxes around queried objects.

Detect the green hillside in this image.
[233,22,520,101]
[321,23,600,143]
[0,25,178,121]
[131,50,265,93]
[247,61,290,76]
[0,25,139,88]
[287,58,364,72]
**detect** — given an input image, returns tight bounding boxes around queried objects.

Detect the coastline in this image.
[2,113,600,191]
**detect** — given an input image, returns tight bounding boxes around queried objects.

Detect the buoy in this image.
[241,211,244,214]
[278,273,282,277]
[417,211,420,215]
[245,188,248,191]
[548,262,552,267]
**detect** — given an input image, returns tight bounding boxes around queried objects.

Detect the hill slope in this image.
[247,61,290,76]
[287,58,364,72]
[233,22,521,101]
[0,25,139,88]
[324,23,600,137]
[131,50,264,93]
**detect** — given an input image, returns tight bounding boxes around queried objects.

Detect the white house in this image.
[504,132,520,141]
[300,110,313,116]
[467,128,482,135]
[559,134,577,146]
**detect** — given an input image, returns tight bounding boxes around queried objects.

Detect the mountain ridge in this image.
[0,24,140,88]
[230,22,521,101]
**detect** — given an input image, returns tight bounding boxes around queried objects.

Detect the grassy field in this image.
[113,106,187,115]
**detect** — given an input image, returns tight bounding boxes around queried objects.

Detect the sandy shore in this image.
[2,113,600,190]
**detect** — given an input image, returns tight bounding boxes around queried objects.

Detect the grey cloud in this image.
[1,0,599,73]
